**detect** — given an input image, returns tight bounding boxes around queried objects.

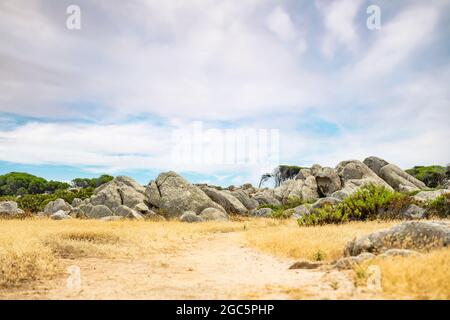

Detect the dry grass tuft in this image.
[358,248,450,299]
[245,220,397,261]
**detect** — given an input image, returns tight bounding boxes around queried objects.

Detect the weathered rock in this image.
[400,204,426,219]
[133,203,152,214]
[86,205,114,219]
[331,160,393,199]
[252,190,281,206]
[199,207,228,221]
[68,207,86,219]
[378,249,420,258]
[231,190,259,211]
[311,197,341,209]
[50,210,72,220]
[180,211,204,223]
[292,204,311,219]
[91,176,147,211]
[44,198,72,215]
[146,172,225,217]
[379,163,426,192]
[315,167,342,197]
[251,208,273,217]
[363,156,389,176]
[289,260,323,270]
[414,189,450,202]
[333,253,375,270]
[0,201,24,216]
[114,205,143,220]
[274,177,319,204]
[78,203,94,216]
[201,187,248,215]
[71,198,83,207]
[345,221,450,256]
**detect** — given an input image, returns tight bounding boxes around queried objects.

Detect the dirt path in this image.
[1,232,379,299]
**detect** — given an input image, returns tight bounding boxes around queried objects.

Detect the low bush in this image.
[259,197,307,219]
[297,184,417,226]
[426,193,450,218]
[0,188,94,212]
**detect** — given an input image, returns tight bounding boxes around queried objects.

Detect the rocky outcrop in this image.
[331,160,393,199]
[251,208,273,217]
[274,176,319,204]
[114,205,144,220]
[44,198,72,215]
[146,172,225,217]
[363,156,389,176]
[379,164,426,192]
[180,211,204,223]
[231,190,259,210]
[252,190,281,206]
[90,176,147,211]
[345,221,450,256]
[201,187,247,215]
[413,189,450,202]
[86,205,113,219]
[50,210,72,220]
[0,201,24,216]
[198,207,228,221]
[314,167,342,197]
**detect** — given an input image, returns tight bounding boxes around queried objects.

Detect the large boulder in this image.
[90,176,147,211]
[0,201,24,216]
[50,210,72,220]
[44,198,72,215]
[413,189,450,202]
[363,156,389,176]
[252,190,281,206]
[86,205,114,219]
[314,167,342,197]
[146,172,225,217]
[198,207,228,221]
[345,221,450,256]
[114,205,144,220]
[180,211,204,223]
[231,189,259,210]
[274,176,319,204]
[331,160,393,199]
[379,163,426,192]
[250,208,273,217]
[201,187,247,215]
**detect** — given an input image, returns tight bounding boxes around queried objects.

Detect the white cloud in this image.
[316,0,362,58]
[266,6,297,41]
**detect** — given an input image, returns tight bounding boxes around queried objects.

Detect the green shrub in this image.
[297,184,417,226]
[0,188,94,212]
[406,165,447,188]
[426,193,450,218]
[297,204,348,226]
[259,197,308,219]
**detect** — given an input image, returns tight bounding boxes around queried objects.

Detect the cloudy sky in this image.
[0,0,449,186]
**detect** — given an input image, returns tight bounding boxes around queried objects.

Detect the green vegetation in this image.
[297,184,416,227]
[258,197,307,219]
[71,175,114,188]
[406,165,447,188]
[0,171,113,212]
[0,188,94,213]
[0,172,69,196]
[426,193,450,218]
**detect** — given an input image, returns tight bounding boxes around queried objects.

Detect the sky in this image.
[0,0,449,186]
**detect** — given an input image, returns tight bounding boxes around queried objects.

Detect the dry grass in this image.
[357,248,450,299]
[245,220,398,261]
[0,217,274,288]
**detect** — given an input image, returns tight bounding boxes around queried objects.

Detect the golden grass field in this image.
[0,217,449,299]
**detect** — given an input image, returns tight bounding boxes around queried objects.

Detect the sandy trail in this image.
[1,232,377,299]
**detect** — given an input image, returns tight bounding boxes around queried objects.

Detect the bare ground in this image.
[0,232,381,300]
